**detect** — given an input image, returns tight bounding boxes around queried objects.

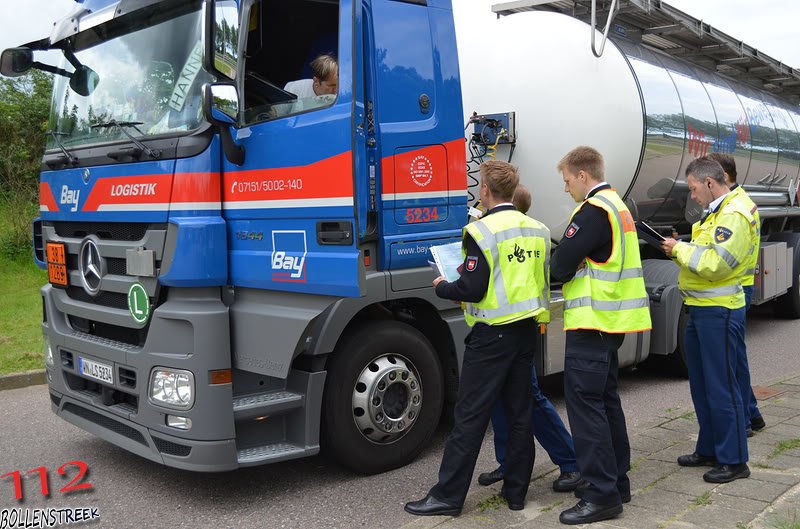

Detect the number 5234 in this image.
[405,207,439,224]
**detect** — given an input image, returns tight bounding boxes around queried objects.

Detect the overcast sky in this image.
[1,0,798,68]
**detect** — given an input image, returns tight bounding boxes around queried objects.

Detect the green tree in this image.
[0,70,53,256]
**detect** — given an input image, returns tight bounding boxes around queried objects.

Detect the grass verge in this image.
[0,254,46,375]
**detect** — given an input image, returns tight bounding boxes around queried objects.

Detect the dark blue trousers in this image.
[490,360,577,473]
[685,305,748,465]
[563,330,630,506]
[741,285,762,423]
[430,321,535,507]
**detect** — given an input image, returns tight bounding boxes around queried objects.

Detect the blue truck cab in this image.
[16,0,471,473]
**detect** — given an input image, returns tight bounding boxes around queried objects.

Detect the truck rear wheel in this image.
[322,321,443,474]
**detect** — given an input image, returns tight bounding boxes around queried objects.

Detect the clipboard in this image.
[429,242,463,283]
[635,221,666,249]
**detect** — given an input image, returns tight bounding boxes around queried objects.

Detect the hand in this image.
[433,276,446,288]
[661,237,678,256]
[576,260,586,270]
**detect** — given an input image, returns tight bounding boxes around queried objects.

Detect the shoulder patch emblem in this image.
[715,226,733,243]
[565,222,580,239]
[466,256,478,272]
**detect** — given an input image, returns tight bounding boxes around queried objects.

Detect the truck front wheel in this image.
[322,321,444,474]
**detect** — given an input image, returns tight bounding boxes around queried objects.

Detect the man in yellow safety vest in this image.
[661,156,752,484]
[405,160,550,516]
[706,153,765,435]
[551,146,651,525]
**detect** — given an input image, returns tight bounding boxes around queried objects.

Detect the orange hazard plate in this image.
[46,242,68,287]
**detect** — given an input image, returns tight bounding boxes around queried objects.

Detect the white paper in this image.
[429,242,463,283]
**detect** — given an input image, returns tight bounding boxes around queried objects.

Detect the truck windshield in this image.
[47,0,212,150]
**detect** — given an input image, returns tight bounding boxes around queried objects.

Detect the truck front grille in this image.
[62,403,147,446]
[66,287,129,310]
[153,437,192,457]
[54,222,155,241]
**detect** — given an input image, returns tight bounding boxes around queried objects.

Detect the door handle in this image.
[317,221,353,245]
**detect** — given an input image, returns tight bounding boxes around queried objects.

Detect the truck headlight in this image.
[44,336,54,368]
[149,368,195,410]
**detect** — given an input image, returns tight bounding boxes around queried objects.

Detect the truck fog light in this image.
[44,336,54,368]
[166,415,192,430]
[149,368,195,410]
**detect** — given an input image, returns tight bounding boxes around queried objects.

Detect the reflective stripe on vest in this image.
[563,297,649,311]
[463,211,550,326]
[687,243,741,272]
[680,283,743,299]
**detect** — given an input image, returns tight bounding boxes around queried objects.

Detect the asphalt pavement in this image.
[0,304,798,528]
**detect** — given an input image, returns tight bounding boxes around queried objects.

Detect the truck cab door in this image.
[221,0,363,298]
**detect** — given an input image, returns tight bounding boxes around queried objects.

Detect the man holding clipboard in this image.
[405,160,550,516]
[660,157,752,484]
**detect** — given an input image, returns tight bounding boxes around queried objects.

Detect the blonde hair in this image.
[512,184,531,214]
[310,54,338,82]
[557,146,605,181]
[480,160,519,202]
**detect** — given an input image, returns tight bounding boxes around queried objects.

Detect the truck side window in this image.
[242,0,339,125]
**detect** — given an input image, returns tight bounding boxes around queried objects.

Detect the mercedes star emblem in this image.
[79,239,105,296]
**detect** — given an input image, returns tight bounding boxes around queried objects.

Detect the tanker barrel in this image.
[454,7,800,238]
[758,206,800,220]
[747,191,792,208]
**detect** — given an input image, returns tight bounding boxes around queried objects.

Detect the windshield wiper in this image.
[91,119,161,159]
[47,131,79,166]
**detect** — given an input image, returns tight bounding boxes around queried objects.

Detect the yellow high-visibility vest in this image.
[729,185,760,287]
[562,189,652,333]
[674,192,754,308]
[463,209,550,327]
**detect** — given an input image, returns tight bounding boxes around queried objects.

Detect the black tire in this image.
[322,321,444,474]
[771,232,800,319]
[669,306,689,377]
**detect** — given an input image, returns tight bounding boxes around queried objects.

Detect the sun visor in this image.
[49,0,165,45]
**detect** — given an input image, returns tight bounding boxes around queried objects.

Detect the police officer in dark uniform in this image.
[404,160,550,516]
[551,147,651,525]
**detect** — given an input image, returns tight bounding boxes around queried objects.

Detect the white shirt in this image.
[283,79,315,98]
[585,181,609,199]
[708,191,731,214]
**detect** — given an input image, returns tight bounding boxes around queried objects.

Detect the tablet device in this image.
[635,221,666,249]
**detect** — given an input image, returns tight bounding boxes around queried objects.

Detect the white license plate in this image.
[79,357,114,385]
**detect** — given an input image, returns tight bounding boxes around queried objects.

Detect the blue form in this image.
[490,363,578,473]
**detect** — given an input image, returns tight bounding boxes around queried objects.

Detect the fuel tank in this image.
[453,9,800,239]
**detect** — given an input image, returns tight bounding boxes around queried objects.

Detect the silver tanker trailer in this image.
[455,1,800,375]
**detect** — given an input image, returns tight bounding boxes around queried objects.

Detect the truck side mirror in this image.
[203,83,244,165]
[204,83,238,125]
[69,65,100,96]
[206,0,240,80]
[0,48,33,77]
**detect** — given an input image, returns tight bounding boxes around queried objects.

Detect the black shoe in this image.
[559,499,623,525]
[498,487,525,511]
[703,463,750,483]
[573,480,631,503]
[477,467,504,486]
[677,452,717,467]
[553,471,582,492]
[751,416,766,431]
[747,427,754,438]
[404,494,462,516]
